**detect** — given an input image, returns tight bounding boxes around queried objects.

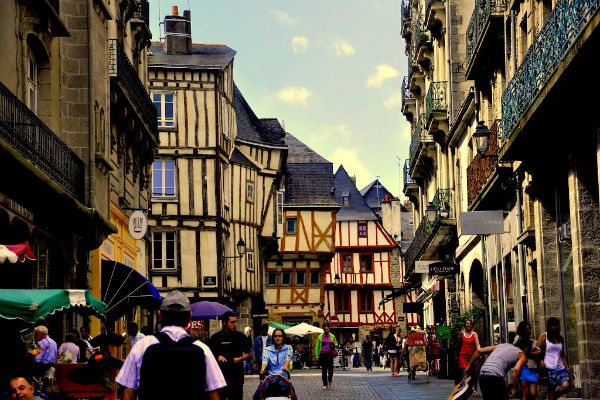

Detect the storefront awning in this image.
[0,289,105,322]
[101,260,162,321]
[0,241,35,263]
[378,281,422,308]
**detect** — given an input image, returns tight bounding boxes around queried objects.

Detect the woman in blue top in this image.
[260,328,292,377]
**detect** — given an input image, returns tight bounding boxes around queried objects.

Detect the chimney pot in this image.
[164,9,192,55]
[172,6,178,15]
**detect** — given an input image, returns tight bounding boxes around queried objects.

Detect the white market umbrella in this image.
[284,322,324,337]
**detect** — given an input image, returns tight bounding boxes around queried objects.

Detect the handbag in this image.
[332,348,338,357]
[57,348,73,364]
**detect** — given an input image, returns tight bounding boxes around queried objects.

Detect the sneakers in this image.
[329,382,333,388]
[322,386,327,390]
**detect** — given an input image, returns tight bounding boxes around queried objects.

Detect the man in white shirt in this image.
[127,322,145,350]
[251,324,272,373]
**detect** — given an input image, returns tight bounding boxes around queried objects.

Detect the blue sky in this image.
[150,0,411,196]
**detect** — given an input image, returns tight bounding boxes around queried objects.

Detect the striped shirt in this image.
[116,326,226,393]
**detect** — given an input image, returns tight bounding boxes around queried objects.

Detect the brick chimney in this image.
[164,6,192,55]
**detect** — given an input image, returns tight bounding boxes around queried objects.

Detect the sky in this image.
[149,0,411,196]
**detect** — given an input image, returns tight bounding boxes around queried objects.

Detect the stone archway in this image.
[469,259,484,307]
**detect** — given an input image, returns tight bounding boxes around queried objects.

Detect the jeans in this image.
[364,354,372,371]
[320,353,334,386]
[479,374,508,400]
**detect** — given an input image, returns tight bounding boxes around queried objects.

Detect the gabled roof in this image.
[334,166,378,221]
[234,84,286,147]
[284,133,337,207]
[360,179,393,210]
[230,148,258,169]
[148,42,236,70]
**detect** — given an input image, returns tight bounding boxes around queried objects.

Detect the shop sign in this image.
[398,316,405,322]
[428,261,459,276]
[203,276,216,286]
[252,314,268,318]
[415,261,436,273]
[128,210,148,240]
[460,211,504,235]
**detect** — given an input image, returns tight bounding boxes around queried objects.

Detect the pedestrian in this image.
[127,322,145,350]
[344,337,355,370]
[372,341,380,367]
[79,326,95,356]
[209,311,253,400]
[466,339,530,400]
[394,326,402,375]
[362,335,373,371]
[260,328,292,377]
[513,321,540,400]
[8,376,44,400]
[457,319,481,393]
[252,323,272,374]
[115,290,226,400]
[536,317,570,400]
[379,343,388,369]
[244,326,254,375]
[32,325,57,377]
[57,332,80,364]
[67,328,88,362]
[315,322,338,389]
[385,326,399,376]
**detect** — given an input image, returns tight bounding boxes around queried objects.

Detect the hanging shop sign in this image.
[128,210,148,240]
[415,261,436,273]
[460,211,505,235]
[428,261,460,276]
[203,276,217,286]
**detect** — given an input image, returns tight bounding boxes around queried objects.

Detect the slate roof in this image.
[148,42,236,70]
[360,179,393,210]
[234,85,286,147]
[334,166,378,221]
[284,133,338,207]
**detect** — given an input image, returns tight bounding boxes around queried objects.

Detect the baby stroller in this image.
[253,373,297,400]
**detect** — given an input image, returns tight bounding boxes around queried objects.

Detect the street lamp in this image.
[236,238,246,257]
[334,273,341,285]
[425,202,437,223]
[473,121,491,156]
[276,260,284,274]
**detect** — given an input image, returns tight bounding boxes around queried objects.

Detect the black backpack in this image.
[138,332,207,400]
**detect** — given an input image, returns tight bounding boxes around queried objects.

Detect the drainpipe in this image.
[481,235,491,345]
[87,0,96,211]
[510,10,517,78]
[446,0,454,124]
[515,173,527,321]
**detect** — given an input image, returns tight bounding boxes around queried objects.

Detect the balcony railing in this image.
[409,115,423,168]
[0,81,84,201]
[501,0,600,142]
[465,0,508,69]
[432,189,453,220]
[467,119,500,205]
[425,81,447,124]
[133,0,150,27]
[113,43,158,136]
[411,16,430,60]
[402,76,412,111]
[402,0,412,22]
[403,159,415,193]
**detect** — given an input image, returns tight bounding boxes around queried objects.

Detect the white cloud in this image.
[367,64,399,87]
[269,10,298,26]
[401,123,412,139]
[291,36,308,54]
[329,148,371,189]
[276,86,312,106]
[331,39,355,56]
[384,90,404,108]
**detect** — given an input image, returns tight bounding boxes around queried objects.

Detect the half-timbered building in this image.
[265,134,338,328]
[324,166,399,343]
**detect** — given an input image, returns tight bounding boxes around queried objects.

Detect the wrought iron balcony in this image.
[403,159,416,194]
[465,0,507,72]
[432,189,453,219]
[111,42,158,137]
[411,15,431,61]
[501,0,600,143]
[467,119,500,206]
[409,115,423,168]
[0,81,84,201]
[425,81,447,125]
[401,76,415,117]
[401,0,412,37]
[133,0,150,26]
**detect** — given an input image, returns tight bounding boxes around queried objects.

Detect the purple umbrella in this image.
[190,301,234,320]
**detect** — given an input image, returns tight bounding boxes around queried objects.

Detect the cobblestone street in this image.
[243,367,456,400]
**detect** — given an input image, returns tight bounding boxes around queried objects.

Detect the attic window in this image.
[286,218,297,234]
[342,195,350,207]
[358,222,367,238]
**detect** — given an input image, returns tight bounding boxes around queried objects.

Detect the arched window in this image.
[26,48,38,113]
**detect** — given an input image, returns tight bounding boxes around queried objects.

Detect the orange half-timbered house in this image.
[323,166,399,343]
[265,134,339,327]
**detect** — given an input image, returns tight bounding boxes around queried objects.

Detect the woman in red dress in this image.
[458,320,481,392]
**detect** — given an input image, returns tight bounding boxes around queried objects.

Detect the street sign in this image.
[429,261,459,276]
[329,315,339,327]
[252,313,268,318]
[203,276,217,286]
[398,316,405,322]
[128,210,148,240]
[415,261,436,273]
[460,211,504,235]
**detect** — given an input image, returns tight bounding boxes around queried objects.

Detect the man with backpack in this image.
[116,290,226,400]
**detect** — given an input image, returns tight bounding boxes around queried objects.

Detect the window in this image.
[222,163,230,207]
[267,271,278,286]
[152,231,176,269]
[246,181,255,203]
[342,195,350,206]
[360,290,373,313]
[153,92,175,128]
[360,254,373,272]
[358,222,367,238]
[152,160,176,198]
[286,218,297,234]
[276,191,284,237]
[309,270,320,286]
[281,271,292,286]
[342,254,353,273]
[336,291,350,313]
[295,270,306,286]
[26,49,37,113]
[246,251,255,272]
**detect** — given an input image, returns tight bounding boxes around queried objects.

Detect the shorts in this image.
[519,366,538,383]
[548,368,569,387]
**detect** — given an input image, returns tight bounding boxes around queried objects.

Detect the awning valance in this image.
[378,281,422,308]
[0,289,105,322]
[0,241,36,263]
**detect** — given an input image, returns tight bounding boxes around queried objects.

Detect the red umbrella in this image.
[0,241,36,263]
